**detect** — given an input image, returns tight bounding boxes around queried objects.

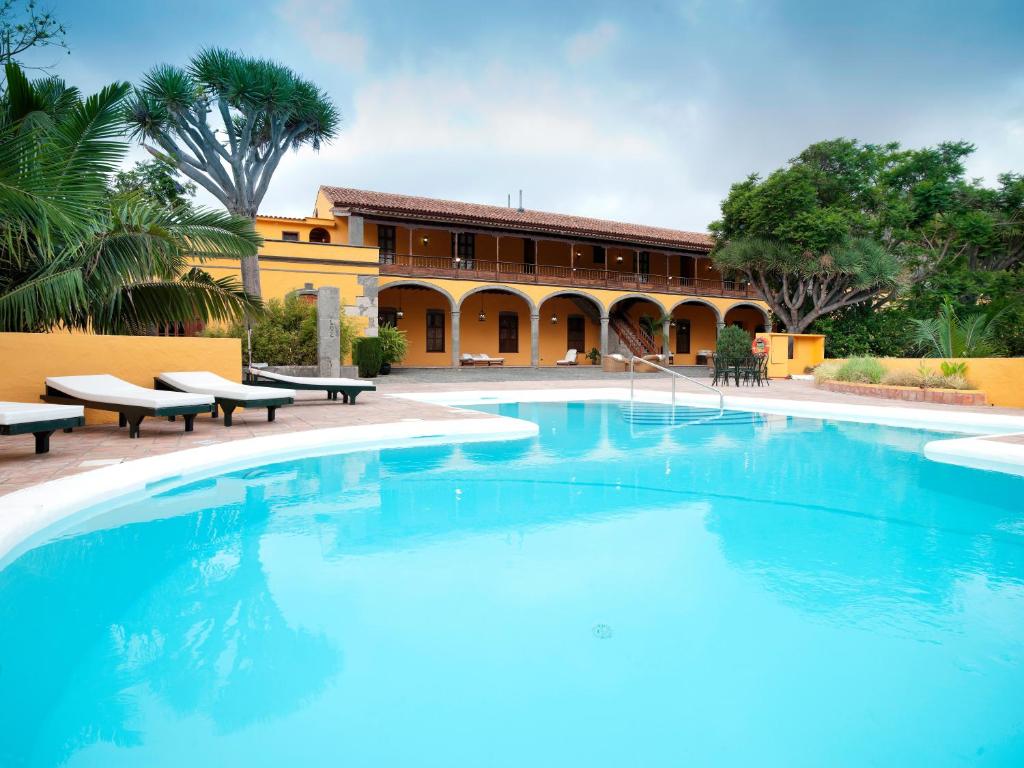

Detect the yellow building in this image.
[198,187,772,367]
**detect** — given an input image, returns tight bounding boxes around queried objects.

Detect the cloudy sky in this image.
[32,0,1024,232]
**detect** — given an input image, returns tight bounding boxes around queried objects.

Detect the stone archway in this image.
[377,282,459,367]
[456,287,535,366]
[724,302,771,337]
[537,291,606,366]
[670,299,723,365]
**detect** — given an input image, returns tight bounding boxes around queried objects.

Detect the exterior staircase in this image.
[610,314,658,357]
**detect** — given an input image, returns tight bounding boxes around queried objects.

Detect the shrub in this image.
[353,337,384,377]
[882,366,974,390]
[940,361,968,377]
[834,356,885,384]
[813,361,842,384]
[716,325,750,365]
[207,294,357,367]
[377,323,409,365]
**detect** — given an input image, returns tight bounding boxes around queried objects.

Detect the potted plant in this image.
[586,347,601,365]
[377,323,409,375]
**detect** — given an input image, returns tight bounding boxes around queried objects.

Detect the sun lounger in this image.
[459,354,476,366]
[472,353,505,366]
[555,349,578,366]
[42,375,214,438]
[156,371,295,427]
[247,367,376,404]
[0,402,85,454]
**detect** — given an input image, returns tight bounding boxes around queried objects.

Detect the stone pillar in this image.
[716,320,725,339]
[662,316,671,357]
[348,215,365,246]
[451,310,461,368]
[317,286,341,378]
[599,316,609,357]
[356,275,379,337]
[531,313,540,367]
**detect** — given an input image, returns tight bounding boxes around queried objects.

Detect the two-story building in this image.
[198,186,772,367]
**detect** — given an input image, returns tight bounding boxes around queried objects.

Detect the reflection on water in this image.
[1,401,1022,767]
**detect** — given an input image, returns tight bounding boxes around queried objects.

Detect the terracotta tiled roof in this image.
[320,186,713,252]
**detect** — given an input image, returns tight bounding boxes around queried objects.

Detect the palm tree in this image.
[0,62,263,333]
[910,299,1003,358]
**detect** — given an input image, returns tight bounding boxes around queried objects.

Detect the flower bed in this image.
[820,380,987,406]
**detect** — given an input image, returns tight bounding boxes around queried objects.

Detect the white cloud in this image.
[564,21,619,66]
[257,60,724,232]
[274,0,368,73]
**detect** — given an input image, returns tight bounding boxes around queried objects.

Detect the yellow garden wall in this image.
[758,333,826,379]
[837,358,1024,409]
[0,332,242,424]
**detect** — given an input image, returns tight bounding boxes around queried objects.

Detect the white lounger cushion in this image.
[47,375,214,410]
[160,371,296,401]
[0,402,84,426]
[250,368,373,388]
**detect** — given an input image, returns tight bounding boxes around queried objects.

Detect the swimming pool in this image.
[1,400,1022,766]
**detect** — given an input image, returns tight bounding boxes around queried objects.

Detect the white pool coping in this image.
[3,387,1023,568]
[391,387,1024,478]
[0,416,538,568]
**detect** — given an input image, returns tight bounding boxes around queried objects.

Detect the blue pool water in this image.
[1,401,1023,767]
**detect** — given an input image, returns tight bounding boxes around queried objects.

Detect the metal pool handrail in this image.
[628,356,724,414]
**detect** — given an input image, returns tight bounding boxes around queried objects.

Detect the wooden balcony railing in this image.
[378,253,758,299]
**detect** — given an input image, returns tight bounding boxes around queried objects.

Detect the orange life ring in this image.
[751,337,769,355]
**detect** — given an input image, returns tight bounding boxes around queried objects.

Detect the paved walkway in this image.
[1,373,1020,495]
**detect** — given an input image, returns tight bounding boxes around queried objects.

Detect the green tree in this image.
[716,325,750,365]
[0,63,263,332]
[125,48,340,297]
[710,138,1024,335]
[112,157,197,212]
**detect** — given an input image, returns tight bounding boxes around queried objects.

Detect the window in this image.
[451,232,475,268]
[567,315,585,353]
[309,227,330,243]
[426,310,445,352]
[378,225,396,260]
[593,245,605,265]
[637,251,651,275]
[282,231,299,242]
[675,319,691,354]
[788,335,795,360]
[498,312,519,353]
[523,239,536,273]
[379,308,398,328]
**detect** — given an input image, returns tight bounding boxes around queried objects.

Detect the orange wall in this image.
[724,306,766,336]
[0,332,241,424]
[459,293,532,366]
[669,304,719,364]
[379,287,452,367]
[538,296,600,365]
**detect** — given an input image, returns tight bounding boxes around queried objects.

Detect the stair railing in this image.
[629,356,723,414]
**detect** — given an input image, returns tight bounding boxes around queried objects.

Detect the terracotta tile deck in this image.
[0,375,1020,496]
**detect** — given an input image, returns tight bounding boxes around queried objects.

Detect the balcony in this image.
[378,253,758,299]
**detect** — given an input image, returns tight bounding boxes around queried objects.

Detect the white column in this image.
[600,316,609,356]
[662,316,671,357]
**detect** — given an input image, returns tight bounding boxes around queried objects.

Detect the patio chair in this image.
[0,402,85,454]
[247,366,376,404]
[41,375,214,438]
[156,371,295,427]
[555,349,579,366]
[711,354,731,387]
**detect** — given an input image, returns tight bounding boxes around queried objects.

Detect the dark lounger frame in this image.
[246,371,375,404]
[41,384,213,438]
[154,377,293,427]
[0,414,85,454]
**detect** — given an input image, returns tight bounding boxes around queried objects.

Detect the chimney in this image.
[517,189,524,213]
